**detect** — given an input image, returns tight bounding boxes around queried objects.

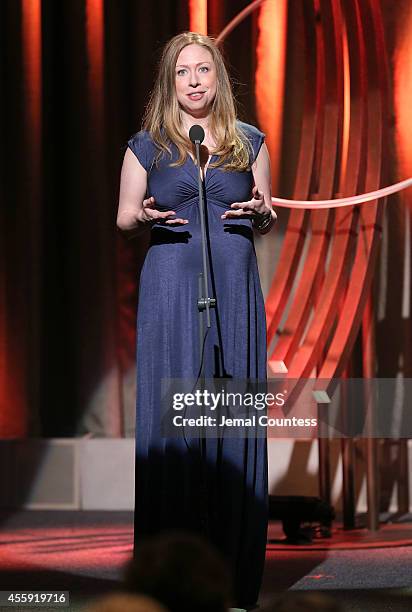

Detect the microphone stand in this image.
[192,136,216,537]
[193,139,216,371]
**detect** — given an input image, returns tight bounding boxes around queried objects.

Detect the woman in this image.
[117,32,276,610]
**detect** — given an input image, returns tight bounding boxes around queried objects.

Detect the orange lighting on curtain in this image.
[189,0,208,34]
[255,0,287,193]
[22,0,42,140]
[0,0,43,436]
[21,0,42,438]
[86,0,123,436]
[394,4,412,187]
[0,241,6,433]
[86,0,104,124]
[339,16,351,193]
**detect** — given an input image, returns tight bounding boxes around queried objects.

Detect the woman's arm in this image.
[117,148,150,238]
[251,142,277,234]
[117,148,188,238]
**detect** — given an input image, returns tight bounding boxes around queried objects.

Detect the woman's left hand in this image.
[221,186,270,220]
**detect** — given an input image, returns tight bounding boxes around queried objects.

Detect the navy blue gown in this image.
[128,121,268,607]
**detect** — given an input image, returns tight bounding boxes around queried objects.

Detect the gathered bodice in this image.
[127,121,265,215]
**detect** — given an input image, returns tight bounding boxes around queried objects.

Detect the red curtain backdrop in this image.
[0,0,264,438]
[0,0,410,439]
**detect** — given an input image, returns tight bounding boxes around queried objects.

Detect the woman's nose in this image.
[189,71,200,87]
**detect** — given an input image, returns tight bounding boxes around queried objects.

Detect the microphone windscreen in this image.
[189,124,205,144]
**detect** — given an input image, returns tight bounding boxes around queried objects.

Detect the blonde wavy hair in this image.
[142,31,253,172]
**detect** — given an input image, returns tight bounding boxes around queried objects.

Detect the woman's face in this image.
[175,44,217,118]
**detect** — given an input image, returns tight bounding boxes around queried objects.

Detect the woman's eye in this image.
[176,66,209,76]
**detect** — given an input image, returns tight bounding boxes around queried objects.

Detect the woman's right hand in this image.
[140,196,188,225]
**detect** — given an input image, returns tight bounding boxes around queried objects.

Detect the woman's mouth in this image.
[187,92,206,100]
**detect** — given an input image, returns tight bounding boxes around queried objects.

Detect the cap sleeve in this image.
[237,121,265,164]
[127,130,152,172]
[251,127,265,163]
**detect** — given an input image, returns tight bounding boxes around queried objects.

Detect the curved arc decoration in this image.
[216,0,390,390]
[318,0,390,384]
[279,0,369,381]
[271,177,412,209]
[263,0,319,347]
[269,0,343,370]
[215,0,265,45]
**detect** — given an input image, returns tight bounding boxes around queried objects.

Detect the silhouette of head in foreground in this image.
[85,593,169,612]
[124,531,232,612]
[265,592,343,612]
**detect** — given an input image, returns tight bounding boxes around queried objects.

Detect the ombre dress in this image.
[128,121,268,607]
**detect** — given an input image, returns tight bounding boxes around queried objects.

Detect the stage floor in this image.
[0,511,411,611]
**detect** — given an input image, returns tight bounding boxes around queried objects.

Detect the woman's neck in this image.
[180,110,211,131]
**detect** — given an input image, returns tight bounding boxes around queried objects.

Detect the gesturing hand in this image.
[140,196,188,225]
[221,186,270,221]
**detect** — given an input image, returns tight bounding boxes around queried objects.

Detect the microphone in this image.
[188,121,215,326]
[189,124,205,145]
[188,121,214,539]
